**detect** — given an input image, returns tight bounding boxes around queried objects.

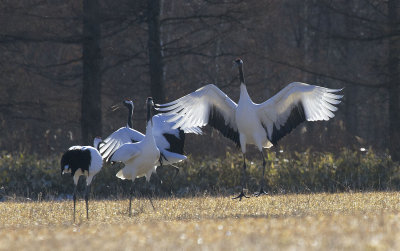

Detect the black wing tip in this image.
[163,131,185,155]
[97,140,106,151]
[107,152,115,164]
[208,105,240,147]
[100,140,119,162]
[267,102,306,145]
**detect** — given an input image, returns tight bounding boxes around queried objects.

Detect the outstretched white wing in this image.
[99,127,144,162]
[257,82,343,145]
[156,84,240,146]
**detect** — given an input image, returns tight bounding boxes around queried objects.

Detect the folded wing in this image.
[109,142,142,163]
[257,82,342,145]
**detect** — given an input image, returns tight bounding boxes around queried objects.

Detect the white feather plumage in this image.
[156,59,343,199]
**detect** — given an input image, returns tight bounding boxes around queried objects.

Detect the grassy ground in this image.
[1,192,400,250]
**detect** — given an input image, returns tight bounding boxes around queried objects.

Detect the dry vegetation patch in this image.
[1,192,400,250]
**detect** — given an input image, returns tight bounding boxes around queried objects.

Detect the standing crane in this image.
[61,136,103,221]
[156,59,343,200]
[99,99,200,190]
[108,98,160,216]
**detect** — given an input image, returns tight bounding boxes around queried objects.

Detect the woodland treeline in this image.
[0,0,398,160]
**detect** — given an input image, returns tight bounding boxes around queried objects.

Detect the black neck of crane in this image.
[238,64,245,85]
[127,105,133,128]
[146,102,153,124]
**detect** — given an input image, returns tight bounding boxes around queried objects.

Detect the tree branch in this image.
[259,55,386,89]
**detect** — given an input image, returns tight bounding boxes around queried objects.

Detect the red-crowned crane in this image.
[108,98,161,216]
[156,59,343,200]
[99,99,200,191]
[60,136,103,221]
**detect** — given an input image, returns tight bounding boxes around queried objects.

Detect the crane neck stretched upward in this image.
[126,104,133,128]
[145,101,154,135]
[239,83,251,103]
[145,119,154,136]
[237,63,250,102]
[238,64,245,85]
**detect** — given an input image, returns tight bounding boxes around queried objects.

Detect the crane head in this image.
[146,97,155,124]
[146,97,154,107]
[123,99,134,110]
[60,151,72,176]
[234,58,243,65]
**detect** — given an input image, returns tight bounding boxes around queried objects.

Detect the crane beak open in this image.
[110,104,120,111]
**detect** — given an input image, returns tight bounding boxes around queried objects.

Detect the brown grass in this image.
[1,192,400,250]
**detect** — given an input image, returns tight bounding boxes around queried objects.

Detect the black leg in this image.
[254,151,268,196]
[169,166,180,194]
[146,182,156,211]
[232,153,250,201]
[159,154,164,167]
[85,184,90,220]
[172,167,179,182]
[73,185,77,222]
[129,182,134,217]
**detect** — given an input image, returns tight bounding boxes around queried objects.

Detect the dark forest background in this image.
[0,0,398,161]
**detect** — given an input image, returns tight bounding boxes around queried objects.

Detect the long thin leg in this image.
[169,166,180,194]
[232,153,250,201]
[129,182,134,217]
[146,182,156,211]
[173,167,179,181]
[85,184,90,220]
[157,164,179,195]
[73,185,77,222]
[254,151,268,196]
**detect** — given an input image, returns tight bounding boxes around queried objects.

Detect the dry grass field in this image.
[1,192,400,250]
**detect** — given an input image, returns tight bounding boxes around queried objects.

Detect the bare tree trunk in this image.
[343,0,358,139]
[388,0,400,160]
[81,0,102,145]
[147,0,165,103]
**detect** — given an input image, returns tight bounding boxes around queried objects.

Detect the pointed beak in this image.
[231,60,237,70]
[111,103,120,111]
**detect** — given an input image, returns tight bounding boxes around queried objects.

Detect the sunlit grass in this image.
[1,192,400,250]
